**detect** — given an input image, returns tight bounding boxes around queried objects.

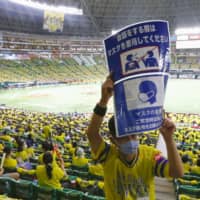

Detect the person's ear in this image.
[110,136,118,147]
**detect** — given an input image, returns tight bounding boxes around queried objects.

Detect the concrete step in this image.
[155,177,176,200]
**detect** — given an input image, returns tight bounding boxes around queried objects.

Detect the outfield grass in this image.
[0,79,199,114]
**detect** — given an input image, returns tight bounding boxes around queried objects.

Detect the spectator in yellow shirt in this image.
[86,75,184,200]
[38,140,56,164]
[190,158,200,175]
[15,139,29,162]
[36,151,65,189]
[181,154,191,173]
[3,146,17,170]
[25,134,35,157]
[72,147,89,168]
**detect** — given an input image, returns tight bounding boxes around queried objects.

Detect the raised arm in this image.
[159,118,184,178]
[86,75,114,154]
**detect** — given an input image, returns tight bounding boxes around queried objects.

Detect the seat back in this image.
[0,177,13,195]
[32,184,56,200]
[56,188,84,200]
[11,179,33,200]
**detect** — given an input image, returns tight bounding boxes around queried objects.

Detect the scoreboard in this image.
[176,34,200,49]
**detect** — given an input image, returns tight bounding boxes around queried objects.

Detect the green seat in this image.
[32,184,56,200]
[68,175,78,181]
[56,188,84,200]
[71,165,88,172]
[72,170,89,179]
[10,179,33,199]
[20,173,35,181]
[66,168,74,175]
[88,173,103,181]
[188,173,200,178]
[182,174,200,182]
[4,167,17,173]
[82,194,105,200]
[3,141,13,148]
[177,185,200,198]
[0,177,13,195]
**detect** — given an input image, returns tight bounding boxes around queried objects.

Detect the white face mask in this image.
[118,140,139,155]
[138,90,155,103]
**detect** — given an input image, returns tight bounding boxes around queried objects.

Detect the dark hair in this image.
[196,159,200,167]
[181,154,189,163]
[3,146,11,156]
[43,151,53,179]
[108,115,116,137]
[42,141,53,151]
[72,142,77,148]
[17,140,24,152]
[26,134,34,148]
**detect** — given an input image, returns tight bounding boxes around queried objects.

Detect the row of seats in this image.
[174,173,200,200]
[0,58,107,83]
[0,177,105,200]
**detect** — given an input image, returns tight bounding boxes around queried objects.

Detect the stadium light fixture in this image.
[8,0,83,15]
[175,27,200,35]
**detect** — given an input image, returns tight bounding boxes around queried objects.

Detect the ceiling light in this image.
[8,0,83,15]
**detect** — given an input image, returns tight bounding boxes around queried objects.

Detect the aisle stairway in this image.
[155,177,176,200]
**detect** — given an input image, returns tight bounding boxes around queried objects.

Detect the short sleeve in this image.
[154,154,171,178]
[91,140,110,163]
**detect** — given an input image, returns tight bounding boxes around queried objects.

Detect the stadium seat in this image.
[32,184,56,200]
[71,165,89,172]
[0,177,13,195]
[56,188,84,200]
[179,194,200,200]
[82,193,105,200]
[10,179,33,199]
[177,185,200,199]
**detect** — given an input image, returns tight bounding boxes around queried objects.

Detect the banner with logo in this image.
[104,20,170,137]
[43,10,64,32]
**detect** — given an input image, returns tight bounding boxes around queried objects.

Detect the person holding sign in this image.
[86,75,183,200]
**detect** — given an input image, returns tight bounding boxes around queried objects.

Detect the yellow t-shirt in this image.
[89,163,104,177]
[0,144,4,152]
[183,163,191,173]
[64,143,72,149]
[36,164,64,189]
[0,135,12,142]
[54,133,65,143]
[43,126,51,139]
[93,141,170,200]
[3,157,17,168]
[72,156,88,167]
[26,147,34,157]
[190,165,200,175]
[15,150,29,161]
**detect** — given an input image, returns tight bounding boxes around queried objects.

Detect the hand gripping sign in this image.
[104,20,170,137]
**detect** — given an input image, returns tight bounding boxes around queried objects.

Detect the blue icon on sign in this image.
[125,54,140,72]
[142,50,158,67]
[138,80,157,104]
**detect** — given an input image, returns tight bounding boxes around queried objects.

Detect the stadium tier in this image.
[0,109,199,199]
[0,58,107,85]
